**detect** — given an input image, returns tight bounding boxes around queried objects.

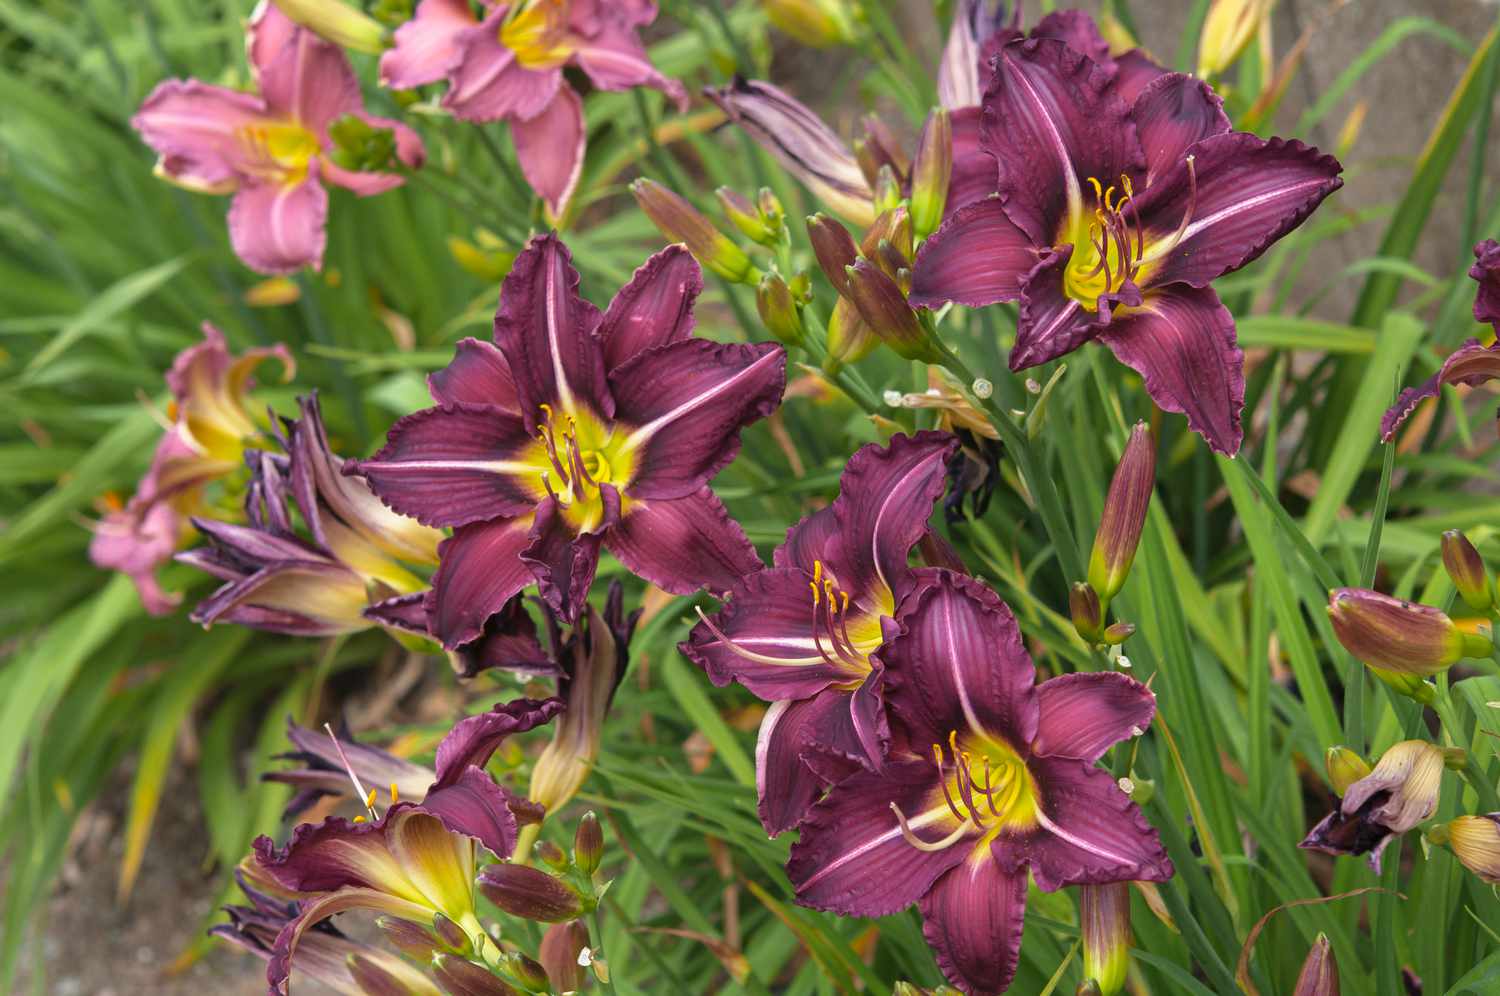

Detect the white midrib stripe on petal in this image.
[1176,177,1330,247]
[356,459,537,475]
[939,588,986,737]
[1006,51,1084,230]
[620,350,779,452]
[797,804,951,891]
[545,249,578,416]
[867,452,943,598]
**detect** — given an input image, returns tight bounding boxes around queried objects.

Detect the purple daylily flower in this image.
[90,324,294,613]
[1381,239,1500,441]
[254,696,562,993]
[346,236,786,647]
[267,719,442,820]
[681,432,959,836]
[379,0,687,217]
[910,36,1343,455]
[179,394,443,637]
[133,4,424,275]
[788,571,1170,995]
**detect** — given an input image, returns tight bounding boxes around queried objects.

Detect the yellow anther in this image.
[353,814,367,823]
[365,788,378,810]
[812,559,824,587]
[839,591,850,614]
[1087,176,1104,202]
[390,782,399,805]
[539,402,554,421]
[1104,185,1118,213]
[1120,174,1134,199]
[809,579,821,606]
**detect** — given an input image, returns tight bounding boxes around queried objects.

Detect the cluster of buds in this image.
[1327,585,1492,702]
[1072,423,1155,649]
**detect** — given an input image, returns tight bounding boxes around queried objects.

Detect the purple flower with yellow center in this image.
[90,323,293,614]
[379,0,686,217]
[132,3,424,274]
[254,696,562,993]
[788,571,1170,995]
[346,236,785,648]
[682,431,959,836]
[1382,239,1500,441]
[910,36,1342,455]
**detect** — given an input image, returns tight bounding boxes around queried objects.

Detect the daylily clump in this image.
[910,25,1342,454]
[132,3,424,273]
[380,0,687,216]
[348,235,786,650]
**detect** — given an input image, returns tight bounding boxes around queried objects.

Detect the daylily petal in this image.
[610,339,786,500]
[575,23,688,110]
[247,1,298,85]
[596,245,703,373]
[319,161,404,197]
[1023,755,1173,890]
[1473,238,1500,329]
[189,557,369,636]
[881,570,1040,750]
[681,567,865,699]
[1113,48,1171,105]
[385,808,478,914]
[132,79,272,191]
[1013,244,1109,368]
[1031,10,1113,66]
[426,516,536,649]
[381,0,476,89]
[228,175,329,275]
[254,818,414,896]
[605,486,761,597]
[166,322,294,461]
[429,337,521,413]
[788,758,969,916]
[442,15,562,122]
[90,502,182,616]
[1133,132,1342,289]
[706,78,875,227]
[824,431,958,610]
[452,596,562,678]
[267,887,434,995]
[512,86,587,218]
[919,853,1028,996]
[433,697,566,787]
[774,507,839,574]
[982,38,1143,246]
[937,0,1015,110]
[270,720,434,816]
[255,17,362,132]
[349,404,542,527]
[909,196,1037,309]
[417,765,523,860]
[944,106,997,217]
[1130,73,1231,184]
[492,233,612,429]
[1032,671,1155,762]
[523,491,615,622]
[1381,338,1500,442]
[1098,284,1245,455]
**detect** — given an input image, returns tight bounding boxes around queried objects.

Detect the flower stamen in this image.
[890,802,974,852]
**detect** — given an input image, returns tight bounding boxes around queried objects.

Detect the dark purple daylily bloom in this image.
[682,432,959,836]
[347,236,786,647]
[788,571,1170,995]
[1381,239,1500,441]
[254,696,561,993]
[132,4,424,274]
[911,36,1343,455]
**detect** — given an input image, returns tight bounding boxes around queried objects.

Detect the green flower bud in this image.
[1324,746,1371,796]
[910,109,952,240]
[756,272,805,347]
[1080,883,1131,996]
[271,0,389,53]
[1088,423,1155,600]
[1071,581,1103,643]
[632,179,758,284]
[1442,530,1493,611]
[842,259,939,363]
[574,811,604,877]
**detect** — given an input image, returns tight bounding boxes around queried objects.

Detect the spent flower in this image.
[1300,739,1448,871]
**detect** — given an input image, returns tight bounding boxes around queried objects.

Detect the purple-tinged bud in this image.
[1327,588,1489,675]
[861,206,912,263]
[431,953,519,996]
[534,839,568,870]
[843,259,939,363]
[1291,933,1340,996]
[758,188,785,229]
[431,913,471,955]
[509,954,550,992]
[1442,530,1493,610]
[1071,582,1103,643]
[808,214,857,294]
[1324,747,1371,796]
[347,952,437,996]
[871,163,902,214]
[375,916,442,960]
[1088,423,1155,601]
[855,116,908,187]
[756,273,804,347]
[478,864,586,923]
[631,179,757,284]
[574,811,604,876]
[910,109,952,239]
[538,921,589,993]
[1438,813,1500,883]
[826,296,878,368]
[1102,622,1136,646]
[1080,883,1131,996]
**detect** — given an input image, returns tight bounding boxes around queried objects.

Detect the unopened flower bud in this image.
[1071,582,1103,642]
[1197,0,1272,79]
[574,811,604,876]
[1291,933,1340,996]
[757,188,785,229]
[1102,622,1136,646]
[718,187,780,246]
[757,273,804,346]
[1324,746,1371,796]
[375,915,441,960]
[826,296,878,368]
[509,953,550,992]
[538,921,590,993]
[266,0,389,54]
[910,109,952,239]
[632,179,757,283]
[1443,813,1500,883]
[478,864,586,923]
[808,214,858,294]
[534,838,569,870]
[1088,423,1155,601]
[1076,982,1104,996]
[843,259,939,363]
[1327,588,1488,676]
[861,206,912,263]
[431,912,472,955]
[1442,530,1493,610]
[764,0,861,48]
[1080,882,1131,996]
[871,164,902,215]
[431,953,519,996]
[347,952,434,996]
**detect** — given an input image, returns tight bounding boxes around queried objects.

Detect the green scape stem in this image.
[1434,691,1500,812]
[589,908,621,996]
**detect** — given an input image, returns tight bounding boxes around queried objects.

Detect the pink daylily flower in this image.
[380,0,688,217]
[132,2,424,274]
